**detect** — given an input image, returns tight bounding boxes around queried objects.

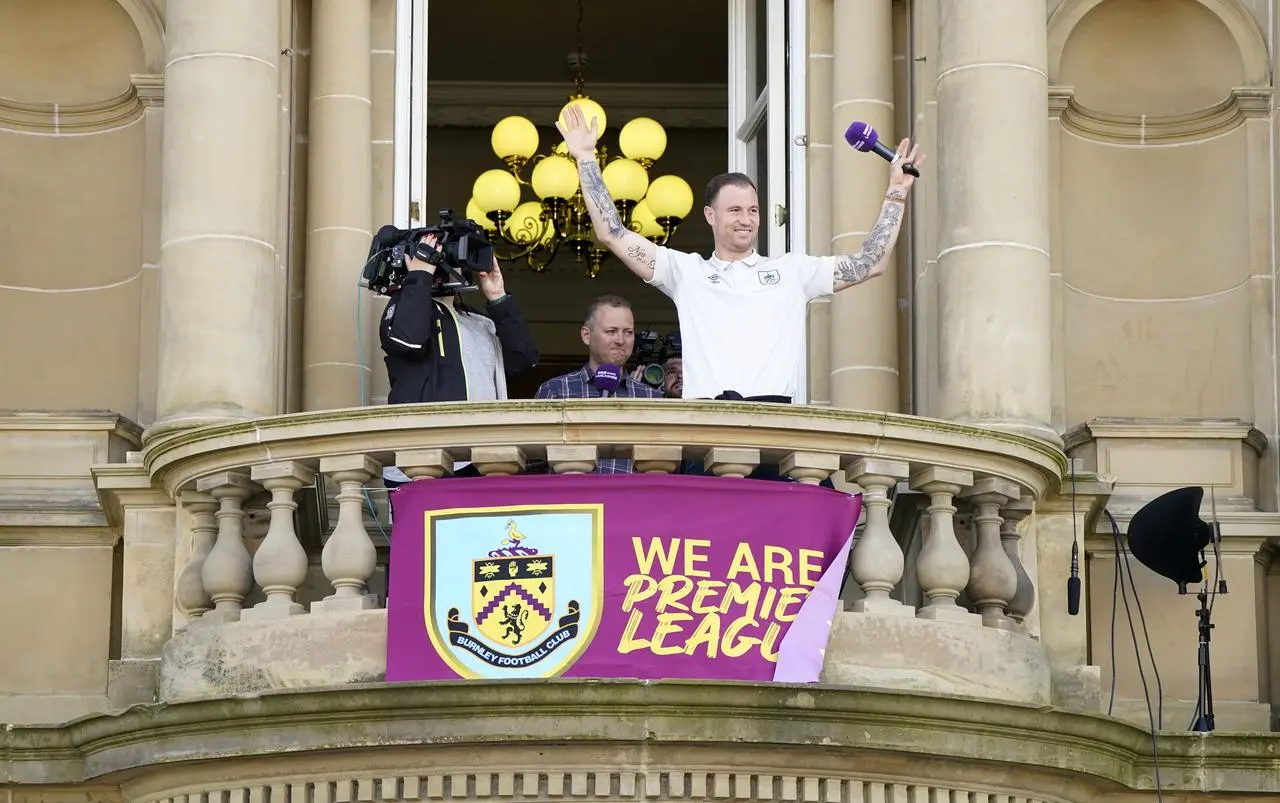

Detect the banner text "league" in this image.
[618,536,825,661]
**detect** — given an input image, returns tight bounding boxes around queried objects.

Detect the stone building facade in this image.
[1,0,1278,801]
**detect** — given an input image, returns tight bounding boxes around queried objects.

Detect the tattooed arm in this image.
[575,156,659,281]
[833,187,908,291]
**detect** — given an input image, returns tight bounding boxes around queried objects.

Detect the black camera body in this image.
[361,209,494,297]
[631,330,681,388]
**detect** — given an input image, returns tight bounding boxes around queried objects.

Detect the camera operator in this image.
[380,233,538,405]
[535,295,661,474]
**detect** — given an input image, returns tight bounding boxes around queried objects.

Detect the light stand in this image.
[1126,485,1227,734]
[1189,493,1228,733]
[1191,587,1215,732]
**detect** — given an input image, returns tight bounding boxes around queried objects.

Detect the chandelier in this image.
[465,0,694,277]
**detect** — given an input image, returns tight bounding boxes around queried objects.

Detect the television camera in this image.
[361,209,494,297]
[631,329,681,388]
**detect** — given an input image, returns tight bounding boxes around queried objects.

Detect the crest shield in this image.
[472,553,555,646]
[423,504,604,679]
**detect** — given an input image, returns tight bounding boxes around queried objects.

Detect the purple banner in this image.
[385,473,860,683]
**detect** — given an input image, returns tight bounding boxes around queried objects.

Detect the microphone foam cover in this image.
[1067,576,1081,616]
[594,364,622,392]
[844,121,878,151]
[370,224,405,256]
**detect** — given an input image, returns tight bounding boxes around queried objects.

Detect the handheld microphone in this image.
[592,364,622,397]
[844,121,920,178]
[1067,539,1081,615]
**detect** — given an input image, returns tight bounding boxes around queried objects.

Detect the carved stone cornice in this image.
[0,411,142,541]
[0,87,145,135]
[1064,417,1268,455]
[1049,86,1273,146]
[129,73,165,109]
[428,80,727,128]
[3,681,1278,795]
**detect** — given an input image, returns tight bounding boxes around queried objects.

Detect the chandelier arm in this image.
[507,153,548,187]
[526,246,557,273]
[491,240,545,262]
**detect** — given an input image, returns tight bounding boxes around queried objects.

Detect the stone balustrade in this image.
[91,400,1070,706]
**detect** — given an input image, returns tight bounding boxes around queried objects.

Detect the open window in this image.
[728,0,809,399]
[393,0,428,229]
[727,0,806,257]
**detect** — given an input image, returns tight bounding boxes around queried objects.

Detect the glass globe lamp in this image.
[491,116,538,169]
[630,199,663,240]
[530,154,579,201]
[645,175,695,227]
[618,117,667,168]
[472,169,521,219]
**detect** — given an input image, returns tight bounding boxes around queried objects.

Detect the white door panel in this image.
[728,0,808,401]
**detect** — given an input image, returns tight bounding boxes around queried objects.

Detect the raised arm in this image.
[557,104,659,281]
[834,138,925,292]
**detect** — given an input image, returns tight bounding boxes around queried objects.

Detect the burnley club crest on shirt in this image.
[422,505,603,679]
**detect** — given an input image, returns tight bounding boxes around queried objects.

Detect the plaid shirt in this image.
[535,366,664,474]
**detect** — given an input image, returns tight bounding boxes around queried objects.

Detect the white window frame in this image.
[393,0,428,229]
[728,0,809,401]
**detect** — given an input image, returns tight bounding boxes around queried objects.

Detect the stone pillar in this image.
[828,0,899,412]
[302,0,374,411]
[805,0,835,406]
[149,0,281,439]
[934,1,1056,444]
[130,74,165,427]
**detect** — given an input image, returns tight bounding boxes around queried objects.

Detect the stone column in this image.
[130,74,165,427]
[828,0,899,412]
[302,0,374,411]
[934,1,1056,444]
[149,0,281,439]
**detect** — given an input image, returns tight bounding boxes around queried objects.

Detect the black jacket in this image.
[379,271,539,403]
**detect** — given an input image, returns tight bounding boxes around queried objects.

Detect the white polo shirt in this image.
[646,247,836,400]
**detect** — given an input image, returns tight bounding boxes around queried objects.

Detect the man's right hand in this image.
[555,103,599,162]
[406,233,439,274]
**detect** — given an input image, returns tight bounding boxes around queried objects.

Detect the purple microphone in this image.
[592,364,622,396]
[844,121,920,177]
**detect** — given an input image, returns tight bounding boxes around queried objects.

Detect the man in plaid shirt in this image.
[535,295,663,473]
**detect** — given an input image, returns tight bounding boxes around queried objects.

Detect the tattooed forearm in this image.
[625,243,656,271]
[835,198,904,286]
[576,158,627,239]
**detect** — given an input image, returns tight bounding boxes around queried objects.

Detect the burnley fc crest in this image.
[422,504,603,679]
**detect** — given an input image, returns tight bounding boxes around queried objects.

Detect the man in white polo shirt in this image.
[556,104,923,402]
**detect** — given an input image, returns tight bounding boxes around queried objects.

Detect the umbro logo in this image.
[707,274,723,283]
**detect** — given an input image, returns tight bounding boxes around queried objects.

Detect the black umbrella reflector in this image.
[1127,486,1212,591]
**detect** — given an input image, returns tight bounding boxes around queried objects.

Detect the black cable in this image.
[1106,509,1164,802]
[1108,533,1119,716]
[1115,512,1164,731]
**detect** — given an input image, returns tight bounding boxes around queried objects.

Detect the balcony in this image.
[91,399,1078,709]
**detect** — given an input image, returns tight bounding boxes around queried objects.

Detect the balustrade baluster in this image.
[397,449,455,480]
[313,455,381,613]
[242,462,316,620]
[547,445,598,474]
[960,478,1020,628]
[195,471,256,623]
[705,447,760,478]
[1001,495,1037,628]
[471,446,526,476]
[780,451,839,485]
[910,467,980,625]
[174,491,217,622]
[848,459,912,616]
[628,445,683,474]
